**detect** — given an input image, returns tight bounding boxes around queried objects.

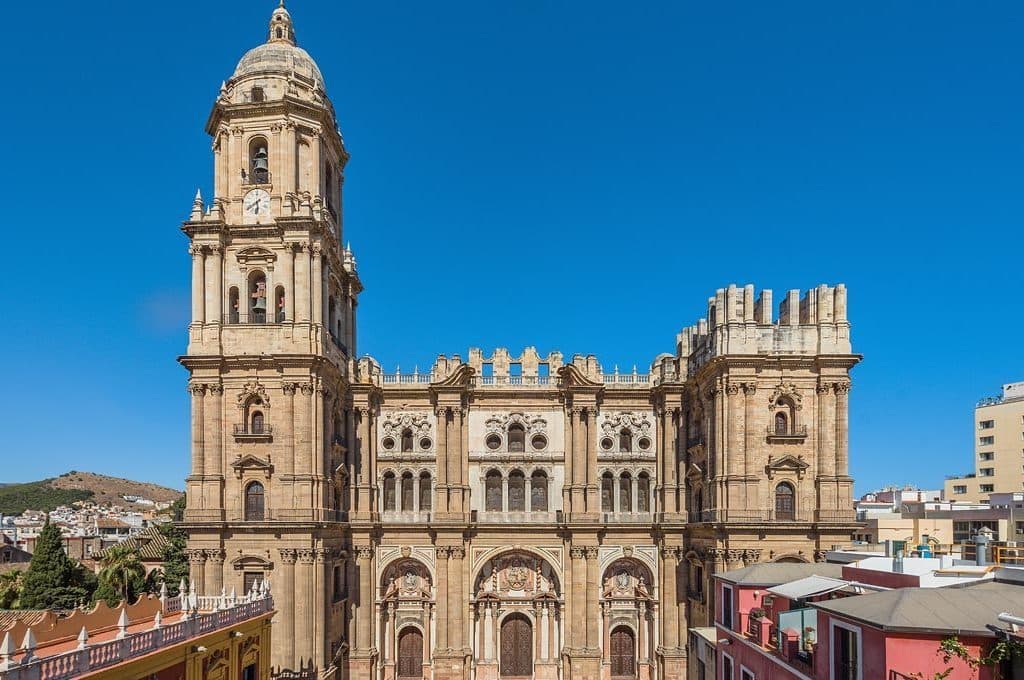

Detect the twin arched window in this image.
[601,471,651,513]
[484,469,548,512]
[382,471,432,512]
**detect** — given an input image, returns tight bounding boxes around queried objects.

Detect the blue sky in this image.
[2,1,1021,493]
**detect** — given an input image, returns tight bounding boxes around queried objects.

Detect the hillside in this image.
[0,472,182,515]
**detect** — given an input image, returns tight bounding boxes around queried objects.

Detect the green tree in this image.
[167,495,186,522]
[0,570,23,609]
[94,543,146,606]
[19,519,94,610]
[157,523,189,596]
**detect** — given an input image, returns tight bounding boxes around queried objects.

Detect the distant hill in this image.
[0,472,183,515]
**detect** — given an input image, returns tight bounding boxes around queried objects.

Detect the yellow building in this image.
[179,5,862,679]
[0,587,273,680]
[945,381,1024,503]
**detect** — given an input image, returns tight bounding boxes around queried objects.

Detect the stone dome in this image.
[234,42,324,84]
[231,3,324,86]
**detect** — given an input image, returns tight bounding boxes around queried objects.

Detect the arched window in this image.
[228,287,240,323]
[775,482,795,521]
[637,473,650,512]
[508,424,525,453]
[619,472,632,512]
[619,428,633,453]
[601,472,614,513]
[485,470,502,512]
[775,411,789,435]
[248,271,267,323]
[249,137,269,184]
[401,472,414,511]
[244,482,265,521]
[508,470,526,511]
[531,470,548,512]
[401,428,414,453]
[250,411,265,434]
[383,473,396,512]
[275,286,286,322]
[419,472,431,512]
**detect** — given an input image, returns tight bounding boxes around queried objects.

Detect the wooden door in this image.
[500,615,532,677]
[610,626,636,678]
[397,628,423,679]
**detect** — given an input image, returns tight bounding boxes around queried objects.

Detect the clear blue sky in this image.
[2,1,1021,493]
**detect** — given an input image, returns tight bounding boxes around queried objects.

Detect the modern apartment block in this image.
[945,381,1024,502]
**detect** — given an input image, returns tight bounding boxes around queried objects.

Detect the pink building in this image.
[713,561,1024,680]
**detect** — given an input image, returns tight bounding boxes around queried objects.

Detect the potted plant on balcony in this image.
[802,626,817,654]
[749,607,767,620]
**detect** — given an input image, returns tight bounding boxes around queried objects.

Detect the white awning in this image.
[767,575,851,600]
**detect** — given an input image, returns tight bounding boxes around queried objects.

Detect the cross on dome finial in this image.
[268,1,296,45]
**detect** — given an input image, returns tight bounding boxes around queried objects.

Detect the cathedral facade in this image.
[180,6,860,680]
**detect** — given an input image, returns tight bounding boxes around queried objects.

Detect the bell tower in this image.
[179,3,358,674]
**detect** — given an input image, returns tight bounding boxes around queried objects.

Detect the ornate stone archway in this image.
[600,558,654,680]
[472,550,562,680]
[380,558,433,680]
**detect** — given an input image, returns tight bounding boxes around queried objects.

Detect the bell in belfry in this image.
[252,281,267,311]
[252,147,269,183]
[253,147,268,171]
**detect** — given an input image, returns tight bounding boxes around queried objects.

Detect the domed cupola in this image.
[268,1,296,44]
[231,1,325,90]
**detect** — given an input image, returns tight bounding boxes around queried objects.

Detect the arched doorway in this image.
[610,626,636,678]
[397,627,423,679]
[500,614,532,677]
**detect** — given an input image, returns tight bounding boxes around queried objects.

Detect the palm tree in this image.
[97,544,145,604]
[0,570,22,609]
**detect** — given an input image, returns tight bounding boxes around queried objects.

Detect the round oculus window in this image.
[600,437,614,451]
[419,437,432,450]
[381,437,395,450]
[531,434,547,451]
[638,437,652,451]
[486,434,502,450]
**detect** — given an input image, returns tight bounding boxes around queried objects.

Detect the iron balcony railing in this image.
[767,424,809,437]
[233,424,273,436]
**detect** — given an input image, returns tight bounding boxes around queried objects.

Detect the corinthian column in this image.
[205,245,223,323]
[726,383,742,477]
[835,382,851,476]
[435,406,448,512]
[281,383,296,476]
[355,545,374,652]
[205,385,224,477]
[585,546,600,649]
[190,245,205,325]
[743,383,757,478]
[434,548,449,651]
[660,547,679,651]
[189,384,206,477]
[817,384,835,476]
[278,549,297,664]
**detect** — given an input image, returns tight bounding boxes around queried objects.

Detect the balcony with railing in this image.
[0,585,274,680]
[233,423,273,441]
[381,510,432,524]
[382,371,432,385]
[472,510,561,524]
[727,606,816,677]
[766,424,809,442]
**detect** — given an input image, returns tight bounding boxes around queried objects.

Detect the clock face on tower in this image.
[243,188,271,216]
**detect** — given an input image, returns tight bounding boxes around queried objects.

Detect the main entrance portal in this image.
[499,615,532,677]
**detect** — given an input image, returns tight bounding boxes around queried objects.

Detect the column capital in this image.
[436,546,451,559]
[742,382,758,396]
[725,383,741,396]
[281,382,298,396]
[834,381,851,395]
[434,405,449,418]
[188,383,207,396]
[569,546,586,560]
[743,548,762,563]
[354,545,375,561]
[449,546,465,560]
[208,384,224,396]
[205,548,225,563]
[583,546,599,560]
[186,549,207,564]
[278,548,298,564]
[189,244,205,257]
[816,382,832,394]
[660,547,681,563]
[297,549,317,565]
